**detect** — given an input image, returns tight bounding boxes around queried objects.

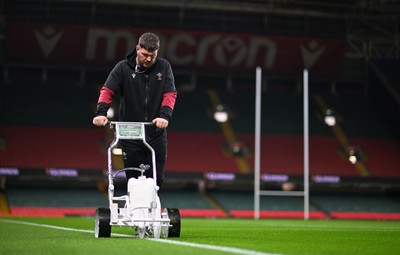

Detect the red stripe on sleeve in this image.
[162,92,177,110]
[98,87,115,104]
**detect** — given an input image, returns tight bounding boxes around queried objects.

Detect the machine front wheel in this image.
[166,208,181,237]
[94,207,111,238]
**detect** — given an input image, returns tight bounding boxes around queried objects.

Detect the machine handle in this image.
[109,121,154,128]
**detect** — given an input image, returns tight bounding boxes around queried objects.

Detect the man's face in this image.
[136,45,158,69]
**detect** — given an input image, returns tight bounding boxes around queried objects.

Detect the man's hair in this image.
[138,32,160,52]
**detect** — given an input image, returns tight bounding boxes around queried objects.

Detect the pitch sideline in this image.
[0,218,281,255]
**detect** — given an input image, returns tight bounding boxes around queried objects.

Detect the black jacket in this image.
[95,50,177,124]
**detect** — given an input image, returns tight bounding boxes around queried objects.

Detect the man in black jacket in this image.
[93,32,177,188]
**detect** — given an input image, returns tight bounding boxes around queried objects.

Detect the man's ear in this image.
[136,45,140,51]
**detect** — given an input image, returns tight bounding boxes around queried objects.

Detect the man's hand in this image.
[152,118,169,128]
[93,116,108,126]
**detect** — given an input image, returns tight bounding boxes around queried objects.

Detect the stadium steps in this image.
[207,88,252,173]
[316,92,400,177]
[0,190,10,216]
[199,191,230,217]
[314,93,370,176]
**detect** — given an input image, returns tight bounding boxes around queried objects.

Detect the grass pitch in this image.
[0,217,399,255]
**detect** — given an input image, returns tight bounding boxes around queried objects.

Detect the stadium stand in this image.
[1,81,399,177]
[6,187,107,208]
[5,187,399,220]
[0,125,107,169]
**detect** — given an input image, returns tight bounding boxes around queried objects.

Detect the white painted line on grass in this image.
[149,238,281,255]
[0,218,281,255]
[0,218,130,238]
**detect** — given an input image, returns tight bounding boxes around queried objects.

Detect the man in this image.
[93,32,177,188]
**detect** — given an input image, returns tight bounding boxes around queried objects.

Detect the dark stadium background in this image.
[0,0,399,219]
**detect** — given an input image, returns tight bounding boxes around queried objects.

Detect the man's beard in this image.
[139,60,155,69]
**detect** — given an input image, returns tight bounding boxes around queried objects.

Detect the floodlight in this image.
[223,141,249,157]
[348,155,358,164]
[345,145,362,164]
[213,104,228,123]
[324,108,336,126]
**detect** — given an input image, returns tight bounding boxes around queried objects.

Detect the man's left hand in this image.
[152,118,169,128]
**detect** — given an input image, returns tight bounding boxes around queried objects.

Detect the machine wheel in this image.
[137,227,146,239]
[160,221,169,239]
[94,207,111,238]
[153,224,161,239]
[166,208,181,237]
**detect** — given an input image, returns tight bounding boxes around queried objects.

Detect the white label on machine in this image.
[116,123,143,139]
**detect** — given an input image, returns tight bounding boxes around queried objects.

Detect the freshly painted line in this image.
[149,238,281,255]
[0,218,130,238]
[0,218,282,255]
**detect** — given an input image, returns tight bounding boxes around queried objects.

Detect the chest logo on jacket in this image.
[157,73,162,81]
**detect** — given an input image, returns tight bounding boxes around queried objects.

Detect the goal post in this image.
[254,68,310,220]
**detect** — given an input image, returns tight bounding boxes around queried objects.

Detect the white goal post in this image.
[254,67,310,220]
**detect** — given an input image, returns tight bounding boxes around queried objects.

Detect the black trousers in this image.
[120,132,167,188]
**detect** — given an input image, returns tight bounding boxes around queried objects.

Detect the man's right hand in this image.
[92,116,108,126]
